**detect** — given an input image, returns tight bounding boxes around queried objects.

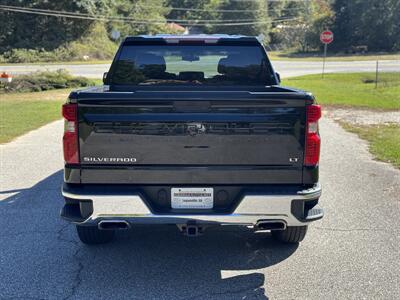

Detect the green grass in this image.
[341,123,400,169]
[89,79,103,85]
[0,89,72,143]
[268,51,400,61]
[283,72,400,110]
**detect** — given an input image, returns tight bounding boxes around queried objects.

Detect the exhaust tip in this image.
[256,220,286,231]
[98,220,130,230]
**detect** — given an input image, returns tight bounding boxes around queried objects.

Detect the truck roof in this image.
[124,34,260,43]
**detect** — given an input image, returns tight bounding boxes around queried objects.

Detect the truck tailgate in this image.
[77,91,307,184]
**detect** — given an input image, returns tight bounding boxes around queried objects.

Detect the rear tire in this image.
[271,225,308,243]
[76,225,115,245]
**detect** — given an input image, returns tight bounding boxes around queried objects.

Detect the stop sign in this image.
[320,30,334,44]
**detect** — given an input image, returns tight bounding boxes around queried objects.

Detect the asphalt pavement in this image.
[0,116,399,299]
[1,59,400,78]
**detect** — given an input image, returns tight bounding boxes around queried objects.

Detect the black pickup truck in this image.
[61,34,323,245]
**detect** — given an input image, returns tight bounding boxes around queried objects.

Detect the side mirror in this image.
[103,72,108,84]
[275,72,281,84]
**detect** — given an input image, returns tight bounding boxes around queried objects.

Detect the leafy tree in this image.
[107,0,171,37]
[332,0,400,51]
[0,0,171,52]
[212,0,270,41]
[0,0,92,51]
[166,0,221,33]
[1,0,399,56]
[269,0,334,51]
[304,0,335,50]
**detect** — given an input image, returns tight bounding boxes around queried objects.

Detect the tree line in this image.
[0,0,398,60]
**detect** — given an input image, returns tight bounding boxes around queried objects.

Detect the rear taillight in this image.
[304,104,321,166]
[62,103,79,164]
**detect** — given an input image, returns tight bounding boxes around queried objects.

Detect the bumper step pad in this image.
[305,205,324,221]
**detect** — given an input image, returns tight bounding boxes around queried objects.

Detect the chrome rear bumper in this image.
[61,183,323,227]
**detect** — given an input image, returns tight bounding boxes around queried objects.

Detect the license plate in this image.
[171,188,213,209]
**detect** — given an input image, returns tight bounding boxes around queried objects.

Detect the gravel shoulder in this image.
[325,107,400,125]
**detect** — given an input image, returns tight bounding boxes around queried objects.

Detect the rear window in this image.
[109,44,275,86]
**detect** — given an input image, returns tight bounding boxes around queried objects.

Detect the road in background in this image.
[1,117,399,299]
[1,60,399,78]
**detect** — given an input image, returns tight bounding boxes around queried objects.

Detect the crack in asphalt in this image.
[55,222,86,300]
[3,221,89,300]
[56,222,75,245]
[63,247,84,300]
